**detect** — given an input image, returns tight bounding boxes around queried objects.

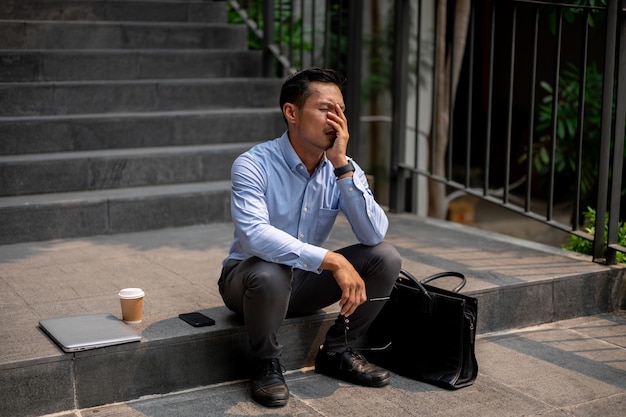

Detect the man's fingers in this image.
[339,285,365,317]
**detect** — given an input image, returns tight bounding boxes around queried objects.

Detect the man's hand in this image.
[321,251,366,316]
[325,103,350,169]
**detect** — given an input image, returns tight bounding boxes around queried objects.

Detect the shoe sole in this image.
[253,397,289,408]
[315,367,391,388]
[369,375,391,387]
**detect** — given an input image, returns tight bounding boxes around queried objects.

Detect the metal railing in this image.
[227,0,365,160]
[391,0,626,265]
[229,0,626,265]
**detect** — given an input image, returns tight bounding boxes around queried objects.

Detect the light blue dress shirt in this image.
[225,131,389,273]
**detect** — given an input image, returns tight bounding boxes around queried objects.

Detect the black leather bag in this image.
[365,269,478,389]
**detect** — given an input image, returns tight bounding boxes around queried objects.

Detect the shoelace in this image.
[259,358,284,377]
[346,347,367,365]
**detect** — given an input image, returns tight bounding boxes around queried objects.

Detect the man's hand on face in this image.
[325,103,350,168]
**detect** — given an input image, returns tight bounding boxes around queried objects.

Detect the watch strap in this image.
[334,160,355,177]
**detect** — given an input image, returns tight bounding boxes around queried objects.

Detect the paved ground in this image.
[1,211,625,416]
[42,314,626,417]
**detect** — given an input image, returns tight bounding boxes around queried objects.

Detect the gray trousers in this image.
[218,242,402,360]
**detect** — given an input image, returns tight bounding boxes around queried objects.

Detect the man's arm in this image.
[230,154,328,272]
[326,104,388,245]
[337,164,389,245]
[323,104,386,316]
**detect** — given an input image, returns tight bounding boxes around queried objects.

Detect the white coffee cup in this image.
[118,288,145,324]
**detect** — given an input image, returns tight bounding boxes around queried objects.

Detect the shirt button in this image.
[348,187,354,192]
[303,207,308,212]
[303,263,308,268]
[299,233,304,238]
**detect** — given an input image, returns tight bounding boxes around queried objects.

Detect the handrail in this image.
[227,0,296,76]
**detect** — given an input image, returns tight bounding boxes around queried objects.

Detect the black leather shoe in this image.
[250,358,289,407]
[315,345,391,387]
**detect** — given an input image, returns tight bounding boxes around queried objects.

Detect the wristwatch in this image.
[334,160,355,178]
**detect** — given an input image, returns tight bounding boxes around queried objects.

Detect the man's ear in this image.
[283,103,297,123]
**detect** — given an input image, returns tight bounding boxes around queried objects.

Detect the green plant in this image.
[544,0,607,33]
[564,207,626,263]
[530,62,603,202]
[227,1,312,69]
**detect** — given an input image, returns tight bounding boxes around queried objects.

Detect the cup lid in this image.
[118,288,145,299]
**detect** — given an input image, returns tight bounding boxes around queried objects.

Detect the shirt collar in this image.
[278,131,329,174]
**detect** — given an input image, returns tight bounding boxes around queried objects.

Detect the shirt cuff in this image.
[297,245,329,273]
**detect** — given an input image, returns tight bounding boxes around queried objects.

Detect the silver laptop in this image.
[39,313,141,352]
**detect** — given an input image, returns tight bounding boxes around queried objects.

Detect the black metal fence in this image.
[392,0,626,265]
[229,0,626,265]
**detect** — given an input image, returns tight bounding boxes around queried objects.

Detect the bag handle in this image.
[400,269,466,293]
[398,269,430,299]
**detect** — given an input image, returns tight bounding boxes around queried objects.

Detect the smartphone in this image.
[179,312,216,327]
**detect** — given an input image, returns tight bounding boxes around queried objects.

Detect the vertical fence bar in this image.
[504,4,517,204]
[573,10,590,230]
[606,1,626,264]
[593,0,618,261]
[390,0,411,212]
[412,0,423,211]
[310,0,317,65]
[447,5,456,181]
[335,0,343,70]
[278,0,283,58]
[547,8,563,221]
[289,1,294,69]
[429,0,439,174]
[298,0,307,69]
[262,0,275,76]
[464,2,475,188]
[525,5,539,213]
[484,1,496,196]
[324,0,330,67]
[346,0,363,162]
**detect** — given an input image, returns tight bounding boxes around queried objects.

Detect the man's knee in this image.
[245,259,292,299]
[371,242,402,279]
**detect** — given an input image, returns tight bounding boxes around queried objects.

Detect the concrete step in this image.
[0,78,284,116]
[0,180,232,244]
[0,0,267,247]
[26,314,626,417]
[0,19,247,50]
[0,108,284,155]
[0,0,227,23]
[0,142,256,196]
[0,49,263,82]
[0,213,621,417]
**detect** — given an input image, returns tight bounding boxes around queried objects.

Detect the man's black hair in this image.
[279,68,346,112]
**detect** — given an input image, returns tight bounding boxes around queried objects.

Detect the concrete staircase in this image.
[0,0,284,245]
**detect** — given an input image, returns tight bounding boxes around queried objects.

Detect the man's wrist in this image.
[320,251,347,272]
[334,160,355,178]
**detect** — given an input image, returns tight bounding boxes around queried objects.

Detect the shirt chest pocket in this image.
[313,208,339,243]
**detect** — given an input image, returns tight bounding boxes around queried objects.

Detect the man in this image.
[218,67,402,408]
